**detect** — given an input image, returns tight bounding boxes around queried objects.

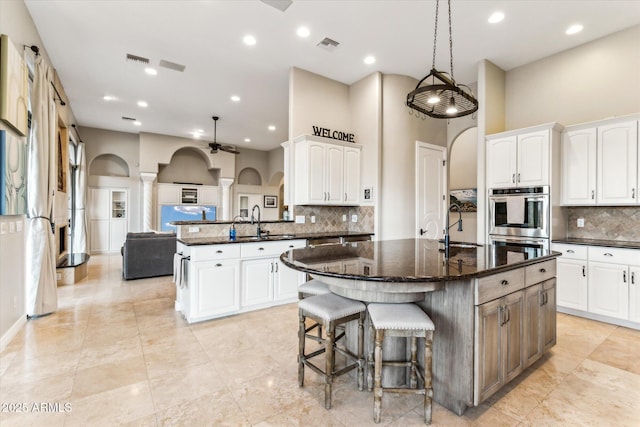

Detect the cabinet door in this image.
[273,259,303,301]
[241,258,274,307]
[523,284,542,368]
[325,144,344,204]
[556,258,588,311]
[193,260,240,319]
[486,136,517,189]
[562,128,597,205]
[588,261,629,320]
[307,142,327,204]
[343,146,360,204]
[474,298,502,404]
[109,219,127,251]
[541,280,557,352]
[597,120,638,205]
[157,184,180,205]
[199,186,218,206]
[90,219,110,252]
[502,290,524,384]
[517,130,550,187]
[89,188,110,220]
[629,267,640,323]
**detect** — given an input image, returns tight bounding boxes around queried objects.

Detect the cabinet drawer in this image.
[190,244,241,261]
[525,259,556,286]
[551,243,587,260]
[588,246,640,265]
[241,239,306,259]
[475,268,525,305]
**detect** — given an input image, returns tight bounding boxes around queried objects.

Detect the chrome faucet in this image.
[443,203,463,255]
[250,204,262,237]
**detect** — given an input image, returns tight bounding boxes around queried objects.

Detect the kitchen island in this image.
[280,238,561,415]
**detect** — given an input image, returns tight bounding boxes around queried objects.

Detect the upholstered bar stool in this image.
[298,278,331,299]
[367,303,435,424]
[298,293,366,409]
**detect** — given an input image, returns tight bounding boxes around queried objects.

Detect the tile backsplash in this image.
[567,207,640,241]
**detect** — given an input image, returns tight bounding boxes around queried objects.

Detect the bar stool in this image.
[367,303,435,424]
[298,293,366,409]
[298,278,331,299]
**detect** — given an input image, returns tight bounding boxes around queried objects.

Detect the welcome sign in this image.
[312,126,355,143]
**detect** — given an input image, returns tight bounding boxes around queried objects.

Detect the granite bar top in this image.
[178,231,373,246]
[280,238,560,283]
[552,237,640,250]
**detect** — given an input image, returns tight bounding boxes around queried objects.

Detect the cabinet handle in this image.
[327,192,330,200]
[623,270,627,283]
[591,190,595,200]
[216,250,223,253]
[275,263,278,273]
[517,173,520,183]
[499,306,504,326]
[501,279,509,286]
[505,306,510,324]
[633,188,636,199]
[258,247,264,251]
[512,174,516,184]
[288,245,294,248]
[270,263,273,273]
[345,192,347,201]
[582,265,586,277]
[567,249,575,254]
[632,272,635,285]
[215,263,222,267]
[539,268,546,273]
[604,253,613,257]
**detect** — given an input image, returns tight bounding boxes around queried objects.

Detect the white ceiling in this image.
[24,0,640,151]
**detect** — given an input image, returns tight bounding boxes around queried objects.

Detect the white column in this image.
[219,178,234,221]
[140,172,157,232]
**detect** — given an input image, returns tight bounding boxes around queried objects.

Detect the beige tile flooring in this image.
[1,254,640,426]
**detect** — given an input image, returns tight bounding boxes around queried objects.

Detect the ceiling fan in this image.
[208,116,240,155]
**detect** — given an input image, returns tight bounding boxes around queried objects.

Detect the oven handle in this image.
[491,236,547,245]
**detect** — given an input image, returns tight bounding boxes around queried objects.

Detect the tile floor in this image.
[1,254,640,426]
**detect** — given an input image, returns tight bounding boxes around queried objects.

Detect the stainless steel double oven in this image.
[488,186,550,250]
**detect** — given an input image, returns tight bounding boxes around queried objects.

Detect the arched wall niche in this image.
[268,171,284,187]
[157,147,218,185]
[449,127,477,190]
[89,153,130,177]
[237,167,262,186]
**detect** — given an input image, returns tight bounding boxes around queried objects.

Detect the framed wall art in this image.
[263,195,277,208]
[0,130,28,215]
[0,34,29,136]
[449,189,477,212]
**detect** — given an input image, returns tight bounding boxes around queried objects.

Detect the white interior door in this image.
[416,142,447,240]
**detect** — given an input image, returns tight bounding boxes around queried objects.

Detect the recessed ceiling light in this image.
[133,121,142,126]
[268,125,276,131]
[364,55,376,65]
[144,67,157,75]
[297,26,310,38]
[566,24,583,35]
[488,11,504,24]
[103,95,116,101]
[195,129,204,133]
[230,95,241,102]
[244,138,251,142]
[191,131,202,139]
[243,35,257,46]
[137,101,148,108]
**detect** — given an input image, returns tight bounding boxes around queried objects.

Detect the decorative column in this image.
[140,172,157,231]
[219,178,234,221]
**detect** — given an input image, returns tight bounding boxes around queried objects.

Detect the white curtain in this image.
[26,57,57,316]
[71,142,87,254]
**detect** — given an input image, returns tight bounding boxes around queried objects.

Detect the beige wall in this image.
[506,25,640,129]
[380,74,447,240]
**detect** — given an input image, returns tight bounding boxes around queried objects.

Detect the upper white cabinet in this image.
[157,183,219,206]
[293,135,361,205]
[486,124,560,189]
[561,115,639,206]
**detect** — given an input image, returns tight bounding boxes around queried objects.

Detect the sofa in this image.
[121,232,177,280]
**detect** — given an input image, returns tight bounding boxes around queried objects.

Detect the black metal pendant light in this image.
[406,0,478,119]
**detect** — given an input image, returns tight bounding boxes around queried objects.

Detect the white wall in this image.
[380,74,447,240]
[157,148,219,185]
[506,25,640,129]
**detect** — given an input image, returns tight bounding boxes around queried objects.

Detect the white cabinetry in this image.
[552,243,640,329]
[157,183,219,205]
[89,188,128,253]
[240,240,307,309]
[293,135,361,205]
[486,124,560,189]
[561,116,639,206]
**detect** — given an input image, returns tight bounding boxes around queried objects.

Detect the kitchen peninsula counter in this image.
[281,238,560,415]
[177,231,373,246]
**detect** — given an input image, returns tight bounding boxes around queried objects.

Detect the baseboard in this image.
[0,314,27,352]
[557,306,640,330]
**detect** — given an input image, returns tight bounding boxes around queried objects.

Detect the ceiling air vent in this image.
[126,53,150,64]
[121,116,136,121]
[159,59,186,72]
[317,37,340,52]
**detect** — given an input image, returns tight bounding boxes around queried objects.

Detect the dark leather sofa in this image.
[121,232,176,280]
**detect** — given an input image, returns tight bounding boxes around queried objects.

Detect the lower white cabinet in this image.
[552,243,640,329]
[193,259,240,319]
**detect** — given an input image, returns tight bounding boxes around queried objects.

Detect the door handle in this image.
[419,228,427,236]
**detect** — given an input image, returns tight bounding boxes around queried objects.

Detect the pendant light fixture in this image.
[406,0,478,119]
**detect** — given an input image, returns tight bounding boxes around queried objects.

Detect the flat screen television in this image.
[160,205,216,232]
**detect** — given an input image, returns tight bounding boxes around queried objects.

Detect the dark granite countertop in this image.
[552,237,640,250]
[280,238,560,282]
[178,231,373,246]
